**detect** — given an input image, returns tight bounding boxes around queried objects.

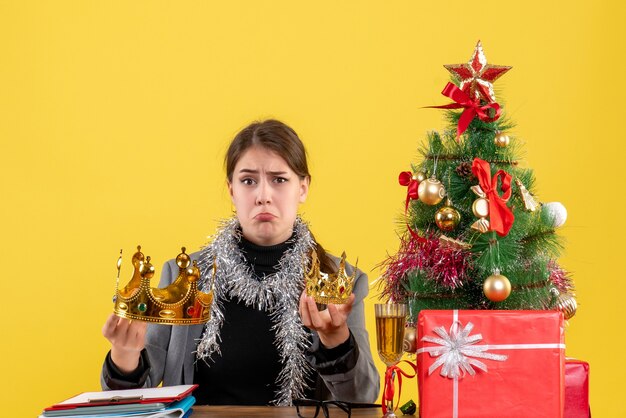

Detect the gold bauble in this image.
[403,326,417,353]
[417,177,446,205]
[494,131,510,148]
[551,289,577,320]
[483,273,511,302]
[415,172,427,182]
[435,206,461,231]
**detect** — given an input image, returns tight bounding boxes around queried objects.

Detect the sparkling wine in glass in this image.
[375,303,407,418]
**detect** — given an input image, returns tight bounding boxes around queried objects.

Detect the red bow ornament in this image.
[381,360,417,415]
[398,171,420,212]
[429,82,502,140]
[398,171,427,244]
[470,158,514,237]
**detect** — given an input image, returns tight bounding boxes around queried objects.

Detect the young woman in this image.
[101,119,379,405]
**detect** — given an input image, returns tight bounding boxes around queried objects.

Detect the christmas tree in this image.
[379,41,576,325]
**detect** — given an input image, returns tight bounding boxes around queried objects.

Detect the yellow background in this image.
[1,1,624,416]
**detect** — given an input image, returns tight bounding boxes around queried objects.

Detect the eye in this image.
[241,178,256,186]
[273,177,288,184]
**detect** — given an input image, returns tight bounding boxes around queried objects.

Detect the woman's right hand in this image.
[102,313,148,374]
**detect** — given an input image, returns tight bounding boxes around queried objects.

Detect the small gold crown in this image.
[305,251,357,304]
[113,246,213,325]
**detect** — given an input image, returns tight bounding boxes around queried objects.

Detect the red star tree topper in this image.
[444,40,511,103]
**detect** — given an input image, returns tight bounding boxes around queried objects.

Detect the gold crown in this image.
[113,246,213,325]
[305,251,357,304]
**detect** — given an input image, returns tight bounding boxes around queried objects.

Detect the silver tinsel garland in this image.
[195,216,315,406]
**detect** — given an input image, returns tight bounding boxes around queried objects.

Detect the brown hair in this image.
[225,119,336,274]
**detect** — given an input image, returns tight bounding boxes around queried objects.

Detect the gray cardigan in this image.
[101,252,380,403]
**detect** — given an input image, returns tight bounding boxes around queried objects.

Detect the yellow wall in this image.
[1,1,623,416]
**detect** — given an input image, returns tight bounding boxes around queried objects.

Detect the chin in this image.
[250,225,279,244]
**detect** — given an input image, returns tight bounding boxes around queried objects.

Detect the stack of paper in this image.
[39,385,197,418]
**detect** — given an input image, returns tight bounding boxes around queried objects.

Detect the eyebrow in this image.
[237,169,289,175]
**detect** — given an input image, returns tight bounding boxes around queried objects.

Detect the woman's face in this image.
[229,146,309,246]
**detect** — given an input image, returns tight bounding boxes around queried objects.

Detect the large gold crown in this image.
[305,251,357,304]
[113,246,213,325]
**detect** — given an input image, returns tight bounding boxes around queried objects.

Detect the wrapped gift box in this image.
[417,310,565,418]
[565,359,590,418]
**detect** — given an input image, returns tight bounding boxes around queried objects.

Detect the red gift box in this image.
[565,359,590,418]
[417,310,565,418]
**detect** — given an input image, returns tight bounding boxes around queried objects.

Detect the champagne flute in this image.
[375,303,407,418]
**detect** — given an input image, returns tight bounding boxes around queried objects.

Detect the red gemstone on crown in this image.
[187,306,195,316]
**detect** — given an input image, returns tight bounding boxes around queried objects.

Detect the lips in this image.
[254,212,276,222]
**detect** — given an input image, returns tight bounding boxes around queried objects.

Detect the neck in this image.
[239,233,295,277]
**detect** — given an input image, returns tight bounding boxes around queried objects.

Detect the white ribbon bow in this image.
[421,321,508,379]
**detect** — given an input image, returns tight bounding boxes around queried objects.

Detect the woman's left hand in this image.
[299,291,355,349]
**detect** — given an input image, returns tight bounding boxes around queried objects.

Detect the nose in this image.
[255,179,271,205]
